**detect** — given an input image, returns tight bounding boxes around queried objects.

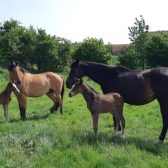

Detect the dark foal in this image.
[69,79,125,137]
[0,82,19,122]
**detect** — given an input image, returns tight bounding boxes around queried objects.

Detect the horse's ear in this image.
[7,60,17,70]
[15,60,20,66]
[75,58,79,65]
[79,78,83,84]
[74,77,80,83]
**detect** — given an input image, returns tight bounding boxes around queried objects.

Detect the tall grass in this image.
[0,72,167,168]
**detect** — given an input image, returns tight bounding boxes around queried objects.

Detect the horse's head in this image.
[7,60,22,85]
[69,78,83,97]
[66,59,84,89]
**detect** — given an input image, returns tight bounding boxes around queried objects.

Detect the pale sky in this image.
[0,0,168,44]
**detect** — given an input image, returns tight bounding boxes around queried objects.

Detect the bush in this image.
[72,38,111,64]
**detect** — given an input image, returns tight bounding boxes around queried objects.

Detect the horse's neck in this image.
[80,63,108,85]
[80,63,131,85]
[81,84,96,104]
[3,87,12,98]
[19,71,25,81]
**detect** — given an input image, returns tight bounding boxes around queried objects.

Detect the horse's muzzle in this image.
[66,81,72,89]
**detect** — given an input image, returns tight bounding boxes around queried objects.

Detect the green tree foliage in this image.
[72,38,111,64]
[145,35,168,67]
[34,29,58,72]
[0,19,71,72]
[119,15,149,69]
[0,19,23,65]
[129,15,149,69]
[56,37,72,71]
[118,45,137,69]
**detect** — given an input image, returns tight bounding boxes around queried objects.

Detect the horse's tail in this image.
[58,76,64,115]
[61,76,65,101]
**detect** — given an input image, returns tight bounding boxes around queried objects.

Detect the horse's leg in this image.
[120,115,125,136]
[113,116,121,131]
[3,104,8,122]
[17,94,27,120]
[115,117,120,135]
[158,100,168,141]
[113,116,117,130]
[92,113,99,137]
[46,93,59,113]
[54,94,63,114]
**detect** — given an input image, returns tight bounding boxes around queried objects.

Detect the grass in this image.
[0,72,167,168]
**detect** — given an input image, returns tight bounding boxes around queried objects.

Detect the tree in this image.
[119,15,149,69]
[72,38,111,64]
[0,19,24,66]
[0,19,71,72]
[118,45,137,69]
[56,37,72,71]
[145,36,168,67]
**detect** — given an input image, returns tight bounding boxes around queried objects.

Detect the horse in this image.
[8,61,64,120]
[0,82,20,122]
[66,59,168,142]
[69,79,125,137]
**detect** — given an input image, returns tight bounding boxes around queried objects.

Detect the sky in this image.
[0,0,168,44]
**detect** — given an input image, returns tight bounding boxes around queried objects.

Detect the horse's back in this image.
[96,92,123,113]
[27,72,63,85]
[118,67,168,103]
[22,72,64,97]
[46,72,64,86]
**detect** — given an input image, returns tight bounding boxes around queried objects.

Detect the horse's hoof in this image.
[115,131,123,137]
[155,139,164,144]
[50,107,55,113]
[159,136,165,142]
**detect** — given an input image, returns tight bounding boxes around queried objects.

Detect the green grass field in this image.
[0,71,168,168]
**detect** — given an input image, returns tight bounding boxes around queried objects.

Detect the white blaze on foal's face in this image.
[12,83,20,93]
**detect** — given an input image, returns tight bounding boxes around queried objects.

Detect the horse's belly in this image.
[123,94,155,105]
[26,86,49,97]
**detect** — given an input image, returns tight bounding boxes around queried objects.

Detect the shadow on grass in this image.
[9,110,52,123]
[71,130,168,156]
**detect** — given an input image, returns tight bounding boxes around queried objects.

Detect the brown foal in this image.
[69,79,125,137]
[0,82,19,122]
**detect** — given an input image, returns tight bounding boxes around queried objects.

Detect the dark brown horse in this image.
[66,59,168,141]
[8,61,64,120]
[0,82,19,122]
[69,79,125,137]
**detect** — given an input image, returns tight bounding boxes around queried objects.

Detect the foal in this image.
[69,79,125,137]
[0,82,19,122]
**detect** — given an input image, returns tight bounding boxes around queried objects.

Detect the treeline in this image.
[0,19,113,73]
[119,15,168,70]
[0,17,168,73]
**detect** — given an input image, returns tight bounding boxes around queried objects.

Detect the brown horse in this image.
[69,79,125,137]
[0,82,19,122]
[8,61,64,120]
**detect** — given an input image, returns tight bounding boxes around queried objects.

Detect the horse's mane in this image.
[85,83,98,94]
[19,66,30,73]
[80,61,132,75]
